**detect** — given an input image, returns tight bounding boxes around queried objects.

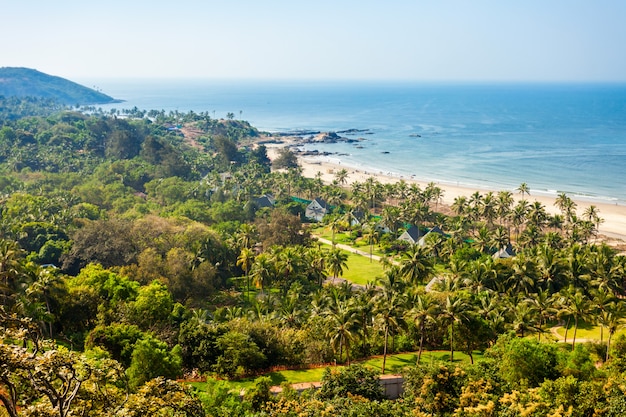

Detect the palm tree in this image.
[236,223,257,250]
[510,298,540,338]
[566,288,591,350]
[603,301,626,361]
[334,168,349,186]
[440,294,470,362]
[451,196,469,216]
[237,247,255,299]
[376,268,406,373]
[353,283,377,354]
[496,190,514,226]
[0,239,25,308]
[481,191,497,227]
[362,220,380,263]
[326,248,349,283]
[327,214,345,248]
[525,289,556,341]
[399,245,434,286]
[406,293,439,364]
[517,183,530,199]
[325,301,359,364]
[250,253,273,293]
[583,205,603,238]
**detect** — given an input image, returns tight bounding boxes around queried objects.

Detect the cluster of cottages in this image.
[253,195,515,260]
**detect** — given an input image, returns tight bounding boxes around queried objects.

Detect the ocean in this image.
[87,79,626,205]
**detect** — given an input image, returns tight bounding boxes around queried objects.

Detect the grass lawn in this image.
[188,349,483,394]
[552,321,626,341]
[312,226,388,258]
[339,249,386,285]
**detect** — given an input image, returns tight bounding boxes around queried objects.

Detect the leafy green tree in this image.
[126,335,182,390]
[119,377,205,417]
[317,364,385,401]
[85,323,145,367]
[403,362,467,416]
[213,331,267,379]
[489,334,561,389]
[61,218,138,273]
[130,281,174,331]
[272,147,299,169]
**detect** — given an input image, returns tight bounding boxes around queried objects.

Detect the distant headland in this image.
[0,67,120,105]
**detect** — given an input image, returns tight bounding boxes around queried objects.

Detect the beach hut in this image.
[493,244,516,259]
[305,197,329,222]
[417,225,445,246]
[398,225,421,244]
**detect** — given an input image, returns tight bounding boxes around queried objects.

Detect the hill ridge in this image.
[0,67,119,105]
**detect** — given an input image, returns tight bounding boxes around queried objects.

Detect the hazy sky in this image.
[3,0,626,82]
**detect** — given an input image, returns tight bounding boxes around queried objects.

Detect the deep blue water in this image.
[89,79,626,204]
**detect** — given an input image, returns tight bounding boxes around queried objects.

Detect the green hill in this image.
[0,67,119,105]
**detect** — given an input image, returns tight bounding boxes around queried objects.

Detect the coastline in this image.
[264,143,626,244]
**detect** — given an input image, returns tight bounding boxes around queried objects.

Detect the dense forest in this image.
[1,97,626,416]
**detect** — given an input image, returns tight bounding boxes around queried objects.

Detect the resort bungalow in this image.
[255,194,275,209]
[417,225,445,246]
[493,244,516,259]
[398,225,422,244]
[349,210,366,227]
[305,197,329,222]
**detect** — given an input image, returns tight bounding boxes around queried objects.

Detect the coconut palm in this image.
[566,288,592,350]
[376,267,406,373]
[603,301,626,361]
[237,247,255,299]
[334,168,349,186]
[451,196,469,216]
[406,293,440,364]
[325,300,359,364]
[326,248,349,283]
[525,288,557,341]
[517,182,530,199]
[250,253,273,293]
[440,294,470,362]
[399,245,434,286]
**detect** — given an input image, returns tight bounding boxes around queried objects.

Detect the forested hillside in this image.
[2,98,626,416]
[0,67,118,105]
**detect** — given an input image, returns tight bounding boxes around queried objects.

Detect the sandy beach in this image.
[265,144,626,244]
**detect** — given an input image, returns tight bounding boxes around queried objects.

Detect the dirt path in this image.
[549,325,595,344]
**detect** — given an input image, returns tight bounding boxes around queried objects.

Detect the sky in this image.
[2,0,626,82]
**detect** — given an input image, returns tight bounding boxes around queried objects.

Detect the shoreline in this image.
[264,143,626,244]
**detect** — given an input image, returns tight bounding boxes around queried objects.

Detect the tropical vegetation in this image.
[1,97,625,416]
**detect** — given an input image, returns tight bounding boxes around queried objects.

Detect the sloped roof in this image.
[398,225,421,243]
[417,225,445,246]
[255,194,275,208]
[312,197,328,208]
[493,244,516,259]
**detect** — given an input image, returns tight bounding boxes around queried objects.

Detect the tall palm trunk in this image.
[449,324,455,362]
[572,317,579,350]
[382,325,389,374]
[607,331,615,362]
[417,322,425,365]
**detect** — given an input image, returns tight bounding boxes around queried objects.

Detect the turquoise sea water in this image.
[89,79,626,205]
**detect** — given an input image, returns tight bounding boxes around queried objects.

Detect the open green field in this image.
[189,350,482,394]
[338,249,386,285]
[311,226,388,258]
[553,321,626,342]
